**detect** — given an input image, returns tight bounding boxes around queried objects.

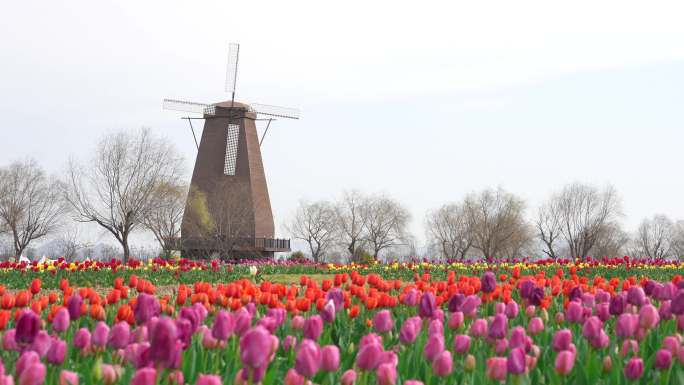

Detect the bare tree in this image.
[591,221,629,257]
[334,190,369,259]
[208,181,258,257]
[362,195,410,259]
[553,183,622,258]
[634,214,673,258]
[142,183,187,258]
[463,188,529,259]
[0,159,68,257]
[671,220,684,260]
[64,129,184,262]
[536,200,564,259]
[55,225,85,261]
[286,200,339,263]
[425,203,472,260]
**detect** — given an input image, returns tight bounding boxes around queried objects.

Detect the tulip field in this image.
[0,257,683,384]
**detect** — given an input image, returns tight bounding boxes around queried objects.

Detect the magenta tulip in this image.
[432,350,453,376]
[321,345,340,372]
[453,334,471,354]
[91,321,110,348]
[528,317,544,335]
[59,370,78,385]
[655,349,673,370]
[16,311,41,346]
[109,322,130,350]
[340,369,357,385]
[419,292,437,319]
[240,326,272,369]
[638,304,660,329]
[212,311,234,341]
[555,350,575,375]
[47,338,67,365]
[356,342,383,370]
[130,368,156,385]
[486,357,507,381]
[423,333,445,361]
[19,362,46,385]
[376,363,397,385]
[52,308,70,333]
[507,347,526,375]
[295,339,321,378]
[196,374,221,385]
[552,329,572,352]
[303,315,323,340]
[73,328,90,350]
[149,317,178,368]
[373,310,393,333]
[624,357,644,380]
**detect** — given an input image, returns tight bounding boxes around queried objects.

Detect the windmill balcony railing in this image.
[167,237,291,253]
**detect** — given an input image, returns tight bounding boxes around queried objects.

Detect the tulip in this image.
[432,350,453,376]
[59,370,78,385]
[505,301,519,319]
[461,295,481,316]
[453,334,471,354]
[47,338,67,365]
[303,315,323,340]
[284,335,297,352]
[481,272,496,293]
[399,319,418,344]
[655,349,673,370]
[201,326,219,349]
[284,369,305,385]
[662,336,680,355]
[240,326,273,369]
[101,364,122,385]
[92,321,110,348]
[19,362,46,385]
[295,339,321,378]
[488,314,508,340]
[620,339,639,357]
[552,329,572,352]
[196,374,222,385]
[67,294,83,320]
[16,311,41,346]
[555,350,575,375]
[340,369,357,385]
[291,315,305,330]
[30,330,51,357]
[419,292,436,319]
[134,294,160,324]
[469,318,488,338]
[131,367,156,385]
[566,301,583,323]
[169,371,184,385]
[448,312,464,330]
[52,308,70,333]
[321,345,340,372]
[403,289,419,306]
[404,382,424,385]
[528,317,544,335]
[149,317,178,368]
[486,357,507,381]
[321,300,336,323]
[660,301,672,321]
[73,328,91,351]
[17,351,40,379]
[464,354,476,371]
[582,316,603,341]
[671,291,684,315]
[596,303,610,322]
[212,311,234,341]
[627,287,646,306]
[448,293,465,313]
[360,333,383,348]
[638,304,660,329]
[373,310,393,333]
[423,333,444,362]
[603,356,612,372]
[624,358,644,380]
[507,347,526,375]
[234,309,253,336]
[616,313,638,339]
[356,342,383,370]
[376,363,397,385]
[495,302,505,314]
[2,329,18,351]
[528,287,544,306]
[109,322,130,350]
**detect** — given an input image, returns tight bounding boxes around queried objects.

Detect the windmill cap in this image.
[214,101,251,109]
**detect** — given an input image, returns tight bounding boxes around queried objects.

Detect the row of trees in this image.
[0,129,187,261]
[288,184,684,262]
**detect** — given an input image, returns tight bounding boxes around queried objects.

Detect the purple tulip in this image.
[325,288,345,312]
[240,326,273,369]
[528,287,544,306]
[481,272,496,293]
[461,295,481,316]
[373,310,393,333]
[67,295,83,320]
[488,314,508,340]
[671,291,684,315]
[234,308,253,336]
[356,341,383,370]
[616,313,638,339]
[295,339,321,378]
[303,316,323,340]
[149,317,178,368]
[627,287,646,306]
[321,345,340,372]
[134,294,160,324]
[552,329,573,352]
[212,311,234,341]
[448,293,465,313]
[175,318,192,348]
[73,328,91,350]
[419,292,437,319]
[399,318,418,344]
[321,300,336,323]
[109,322,130,350]
[659,301,673,321]
[507,347,526,375]
[609,294,625,315]
[47,338,66,365]
[16,311,41,346]
[432,350,453,376]
[179,307,200,334]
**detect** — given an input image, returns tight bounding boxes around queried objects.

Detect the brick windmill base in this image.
[179,101,290,258]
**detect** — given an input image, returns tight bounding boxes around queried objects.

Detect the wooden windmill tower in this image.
[163,43,299,258]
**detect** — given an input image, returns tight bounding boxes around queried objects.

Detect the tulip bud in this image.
[464,354,476,371]
[624,357,644,380]
[603,356,612,372]
[59,370,79,385]
[432,350,453,376]
[555,350,575,375]
[340,369,356,385]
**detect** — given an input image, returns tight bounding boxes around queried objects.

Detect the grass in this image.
[261,273,335,285]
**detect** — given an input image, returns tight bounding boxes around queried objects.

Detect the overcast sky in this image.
[1,1,683,248]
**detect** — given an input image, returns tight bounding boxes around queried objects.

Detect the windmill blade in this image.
[224,124,240,175]
[248,103,300,119]
[162,99,216,115]
[224,43,240,95]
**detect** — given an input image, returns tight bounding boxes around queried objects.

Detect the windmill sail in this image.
[223,124,240,175]
[248,103,300,119]
[225,43,240,95]
[163,99,216,115]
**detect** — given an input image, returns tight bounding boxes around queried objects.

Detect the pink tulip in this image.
[552,329,572,352]
[101,364,122,385]
[603,356,612,372]
[423,333,444,362]
[495,338,509,355]
[284,335,297,352]
[30,331,51,357]
[616,313,638,339]
[356,342,383,370]
[373,310,393,334]
[620,339,639,357]
[405,382,424,385]
[566,302,583,323]
[509,326,526,350]
[399,319,418,344]
[469,318,488,338]
[196,374,222,385]
[638,304,660,329]
[432,350,453,376]
[505,301,519,319]
[234,309,253,336]
[507,347,526,375]
[376,363,397,385]
[321,345,340,372]
[47,338,67,365]
[655,349,673,370]
[91,321,110,348]
[16,352,40,379]
[291,315,305,330]
[169,371,184,385]
[130,368,156,385]
[428,319,443,336]
[488,314,508,340]
[448,312,464,330]
[486,357,507,381]
[624,357,644,380]
[453,334,471,354]
[359,333,383,347]
[52,308,70,333]
[240,326,273,369]
[662,336,680,355]
[19,362,46,385]
[303,316,323,340]
[321,300,336,323]
[2,329,18,351]
[284,368,306,385]
[109,322,130,350]
[73,328,90,350]
[528,317,544,335]
[59,370,78,385]
[212,311,234,341]
[201,326,219,349]
[295,339,321,378]
[555,350,575,375]
[340,369,356,385]
[461,295,481,317]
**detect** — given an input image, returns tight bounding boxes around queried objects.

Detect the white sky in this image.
[1,1,683,249]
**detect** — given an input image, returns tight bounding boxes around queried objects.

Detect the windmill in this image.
[163,43,299,258]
